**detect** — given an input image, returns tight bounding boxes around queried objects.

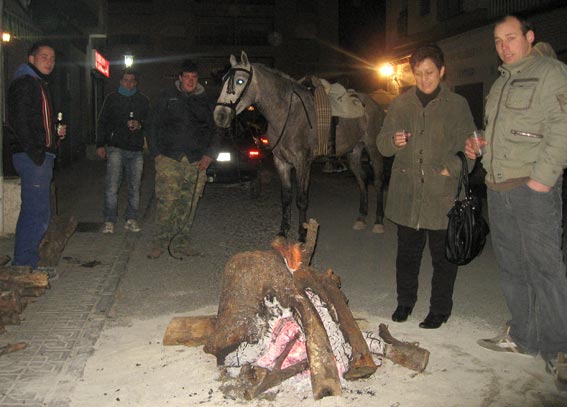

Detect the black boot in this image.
[391,305,413,322]
[419,312,450,329]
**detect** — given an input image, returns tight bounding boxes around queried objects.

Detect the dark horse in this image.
[214,51,385,241]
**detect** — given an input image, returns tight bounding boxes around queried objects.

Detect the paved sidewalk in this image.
[0,156,154,407]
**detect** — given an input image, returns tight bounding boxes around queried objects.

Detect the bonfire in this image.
[163,220,429,400]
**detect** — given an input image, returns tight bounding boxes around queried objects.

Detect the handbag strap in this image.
[455,151,471,201]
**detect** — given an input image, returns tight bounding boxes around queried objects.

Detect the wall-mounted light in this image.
[124,53,134,67]
[2,32,11,42]
[378,63,394,77]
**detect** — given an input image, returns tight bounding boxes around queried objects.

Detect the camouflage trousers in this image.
[153,155,207,248]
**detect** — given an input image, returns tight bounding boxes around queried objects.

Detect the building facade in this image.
[2,0,107,167]
[382,0,567,127]
[102,0,341,105]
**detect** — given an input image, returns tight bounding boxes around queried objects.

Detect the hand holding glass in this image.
[394,130,411,146]
[471,130,486,157]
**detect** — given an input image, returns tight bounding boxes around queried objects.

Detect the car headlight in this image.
[217,152,231,162]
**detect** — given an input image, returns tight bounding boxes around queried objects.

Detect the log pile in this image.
[0,215,76,335]
[164,220,430,400]
[0,266,49,334]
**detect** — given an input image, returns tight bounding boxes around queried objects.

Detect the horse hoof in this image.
[352,221,367,230]
[372,224,385,234]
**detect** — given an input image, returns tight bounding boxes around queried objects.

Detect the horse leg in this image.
[366,144,385,234]
[274,156,293,238]
[347,144,368,231]
[295,163,312,243]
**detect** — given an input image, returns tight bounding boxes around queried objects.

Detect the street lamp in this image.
[124,53,134,68]
[2,32,10,42]
[378,63,394,77]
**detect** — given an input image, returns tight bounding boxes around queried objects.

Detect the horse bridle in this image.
[215,65,312,152]
[215,66,254,112]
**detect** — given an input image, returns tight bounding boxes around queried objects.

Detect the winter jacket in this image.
[483,54,567,187]
[147,81,219,162]
[6,63,58,166]
[377,84,476,230]
[96,90,150,151]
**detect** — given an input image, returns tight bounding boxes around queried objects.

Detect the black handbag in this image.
[445,152,489,265]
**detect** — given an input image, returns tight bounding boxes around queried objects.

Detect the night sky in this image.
[338,0,386,90]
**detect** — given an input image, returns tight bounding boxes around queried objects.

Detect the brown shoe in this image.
[147,247,163,259]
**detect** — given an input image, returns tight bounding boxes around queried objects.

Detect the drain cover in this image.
[76,222,104,233]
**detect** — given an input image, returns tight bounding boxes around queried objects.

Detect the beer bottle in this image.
[128,111,135,130]
[56,112,64,132]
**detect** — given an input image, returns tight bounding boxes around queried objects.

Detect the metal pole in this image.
[0,0,6,235]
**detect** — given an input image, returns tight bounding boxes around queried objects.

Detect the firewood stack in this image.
[164,219,430,400]
[0,215,76,335]
[0,265,49,334]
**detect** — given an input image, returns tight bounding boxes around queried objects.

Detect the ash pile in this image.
[163,220,429,400]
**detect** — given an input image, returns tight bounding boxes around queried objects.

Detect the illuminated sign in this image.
[93,49,109,78]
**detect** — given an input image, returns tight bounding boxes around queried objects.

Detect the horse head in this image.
[214,51,255,128]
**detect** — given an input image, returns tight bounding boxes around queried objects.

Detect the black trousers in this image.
[395,224,458,315]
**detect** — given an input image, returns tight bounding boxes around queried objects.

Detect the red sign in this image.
[93,50,109,78]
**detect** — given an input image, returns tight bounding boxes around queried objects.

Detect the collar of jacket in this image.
[409,82,450,106]
[498,54,537,75]
[174,80,205,96]
[13,62,50,82]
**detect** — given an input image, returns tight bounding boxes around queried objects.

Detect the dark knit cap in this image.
[180,59,199,75]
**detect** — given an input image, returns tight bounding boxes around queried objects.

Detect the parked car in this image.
[206,115,263,197]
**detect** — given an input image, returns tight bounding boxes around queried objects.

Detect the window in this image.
[437,0,463,20]
[397,8,408,37]
[108,34,142,46]
[108,0,152,3]
[296,0,317,14]
[237,18,273,46]
[197,19,234,46]
[420,0,430,16]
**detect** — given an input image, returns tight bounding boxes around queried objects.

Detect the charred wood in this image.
[379,323,430,372]
[163,316,216,346]
[39,215,78,267]
[0,342,27,357]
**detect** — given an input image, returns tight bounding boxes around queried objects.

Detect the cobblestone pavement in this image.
[0,157,148,407]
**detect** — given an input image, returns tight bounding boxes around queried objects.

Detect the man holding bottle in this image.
[96,68,150,234]
[5,42,66,270]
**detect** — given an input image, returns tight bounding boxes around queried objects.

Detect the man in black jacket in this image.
[6,42,66,269]
[96,68,150,234]
[146,60,219,258]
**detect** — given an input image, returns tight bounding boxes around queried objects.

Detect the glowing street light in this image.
[124,53,134,68]
[2,32,10,42]
[378,63,394,77]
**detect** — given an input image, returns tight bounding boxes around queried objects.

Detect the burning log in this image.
[166,219,429,400]
[203,220,377,400]
[240,332,310,400]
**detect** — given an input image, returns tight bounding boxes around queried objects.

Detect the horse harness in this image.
[216,65,312,152]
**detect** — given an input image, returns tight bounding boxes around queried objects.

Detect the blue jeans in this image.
[488,182,567,360]
[103,147,143,223]
[12,152,54,269]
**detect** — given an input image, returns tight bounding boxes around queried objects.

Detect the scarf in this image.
[119,86,137,97]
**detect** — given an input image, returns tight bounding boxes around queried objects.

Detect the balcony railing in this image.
[488,0,564,17]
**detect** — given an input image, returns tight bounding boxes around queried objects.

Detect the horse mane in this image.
[251,63,302,86]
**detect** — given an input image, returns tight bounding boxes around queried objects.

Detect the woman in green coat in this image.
[377,44,476,329]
